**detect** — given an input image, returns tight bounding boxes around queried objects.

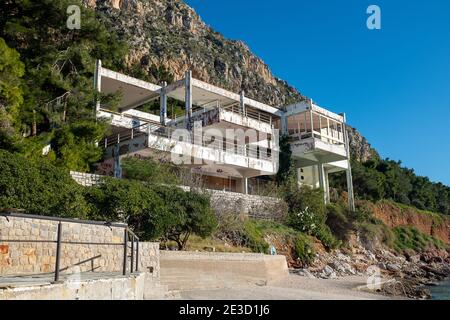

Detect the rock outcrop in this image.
[87,0,305,107]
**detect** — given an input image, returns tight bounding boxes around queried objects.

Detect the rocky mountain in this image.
[86,0,374,162]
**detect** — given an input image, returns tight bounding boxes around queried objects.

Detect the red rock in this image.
[0,244,8,254]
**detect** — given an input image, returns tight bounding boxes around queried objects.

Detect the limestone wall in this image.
[70,171,104,186]
[0,215,159,278]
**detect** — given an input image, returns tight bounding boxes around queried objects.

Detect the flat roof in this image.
[100,68,161,111]
[166,77,280,115]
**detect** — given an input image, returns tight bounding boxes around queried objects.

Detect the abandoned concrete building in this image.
[94,60,355,209]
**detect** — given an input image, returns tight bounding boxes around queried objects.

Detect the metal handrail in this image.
[222,104,273,125]
[0,211,140,282]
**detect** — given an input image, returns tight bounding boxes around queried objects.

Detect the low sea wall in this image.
[160,251,289,291]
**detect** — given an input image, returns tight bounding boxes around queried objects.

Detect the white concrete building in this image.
[94,60,354,209]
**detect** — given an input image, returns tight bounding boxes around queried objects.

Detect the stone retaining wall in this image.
[69,171,285,220]
[0,215,159,278]
[70,171,104,187]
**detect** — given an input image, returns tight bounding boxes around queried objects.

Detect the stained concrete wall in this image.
[0,215,159,279]
[160,251,289,291]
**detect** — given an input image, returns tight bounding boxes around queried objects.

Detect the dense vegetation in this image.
[0,150,217,248]
[0,0,126,170]
[331,157,450,216]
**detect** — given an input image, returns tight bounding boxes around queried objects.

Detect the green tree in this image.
[0,37,25,149]
[0,150,89,217]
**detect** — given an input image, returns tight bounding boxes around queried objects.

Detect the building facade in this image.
[94,60,354,209]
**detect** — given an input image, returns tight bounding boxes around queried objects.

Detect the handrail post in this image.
[54,221,62,283]
[122,229,128,276]
[135,239,139,272]
[130,234,134,274]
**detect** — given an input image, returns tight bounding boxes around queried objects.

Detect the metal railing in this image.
[102,122,275,162]
[0,211,139,282]
[222,104,273,125]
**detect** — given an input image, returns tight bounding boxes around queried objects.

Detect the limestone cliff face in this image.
[346,126,379,162]
[87,0,304,107]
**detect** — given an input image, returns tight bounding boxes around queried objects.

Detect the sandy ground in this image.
[173,274,402,300]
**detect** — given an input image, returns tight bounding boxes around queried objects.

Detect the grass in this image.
[378,199,449,226]
[162,235,252,253]
[393,226,447,253]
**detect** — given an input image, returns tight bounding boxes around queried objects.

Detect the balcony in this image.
[101,122,278,177]
[286,106,348,165]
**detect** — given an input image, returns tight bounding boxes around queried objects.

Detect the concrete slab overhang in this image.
[290,137,348,165]
[283,100,344,123]
[188,108,276,136]
[103,132,278,177]
[100,68,161,112]
[166,76,279,115]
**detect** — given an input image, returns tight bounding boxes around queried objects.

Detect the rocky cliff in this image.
[87,0,304,107]
[87,0,374,162]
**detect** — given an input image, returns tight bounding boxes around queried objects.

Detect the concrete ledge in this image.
[0,273,146,300]
[160,251,289,291]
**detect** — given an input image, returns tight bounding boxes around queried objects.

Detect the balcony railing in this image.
[102,122,274,162]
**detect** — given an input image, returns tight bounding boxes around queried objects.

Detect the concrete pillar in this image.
[185,70,192,130]
[317,163,329,204]
[240,91,245,116]
[241,177,248,195]
[93,59,102,118]
[341,113,356,211]
[324,169,330,204]
[160,81,167,126]
[280,114,288,136]
[113,144,122,179]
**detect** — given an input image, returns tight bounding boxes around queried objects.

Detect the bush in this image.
[86,179,217,249]
[121,156,178,185]
[0,150,89,217]
[393,226,446,254]
[286,186,327,234]
[325,203,350,241]
[242,219,270,253]
[293,233,315,266]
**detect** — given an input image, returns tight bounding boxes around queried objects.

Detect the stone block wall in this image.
[70,171,104,186]
[0,215,159,279]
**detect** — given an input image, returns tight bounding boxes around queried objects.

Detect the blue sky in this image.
[185,0,450,186]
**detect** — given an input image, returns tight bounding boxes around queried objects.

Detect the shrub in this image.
[242,219,270,253]
[0,150,89,217]
[325,203,350,241]
[393,226,446,254]
[293,233,315,266]
[121,156,178,185]
[286,186,327,234]
[86,179,217,249]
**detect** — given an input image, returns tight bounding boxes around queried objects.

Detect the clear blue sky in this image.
[185,0,450,186]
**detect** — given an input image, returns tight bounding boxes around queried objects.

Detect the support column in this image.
[93,59,102,118]
[318,163,329,204]
[160,81,167,126]
[280,113,288,136]
[241,177,248,195]
[113,144,122,179]
[185,70,192,130]
[341,113,356,211]
[240,91,245,116]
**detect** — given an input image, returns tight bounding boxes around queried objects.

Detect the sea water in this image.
[428,280,450,300]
